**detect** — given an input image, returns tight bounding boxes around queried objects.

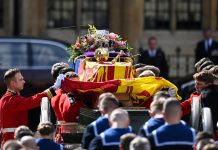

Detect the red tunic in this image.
[51,89,63,121]
[59,93,84,122]
[0,91,47,146]
[181,92,200,117]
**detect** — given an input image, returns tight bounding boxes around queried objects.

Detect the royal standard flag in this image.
[61,76,181,103]
[78,61,133,82]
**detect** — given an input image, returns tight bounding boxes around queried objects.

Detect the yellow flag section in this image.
[116,76,181,101]
[78,60,134,82]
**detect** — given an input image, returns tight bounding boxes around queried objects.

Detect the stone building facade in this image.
[0,0,217,77]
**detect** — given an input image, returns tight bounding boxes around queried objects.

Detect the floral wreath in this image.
[67,25,133,61]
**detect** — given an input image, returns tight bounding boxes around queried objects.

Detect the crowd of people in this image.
[2,90,218,150]
[3,122,64,150]
[1,29,218,150]
[80,87,218,150]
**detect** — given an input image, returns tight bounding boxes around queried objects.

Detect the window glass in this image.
[47,0,76,28]
[176,0,202,30]
[0,42,28,67]
[0,0,3,28]
[31,43,69,67]
[144,0,170,29]
[81,0,109,29]
[47,0,109,29]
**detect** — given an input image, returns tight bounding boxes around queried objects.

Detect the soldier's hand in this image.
[52,74,65,89]
[168,87,176,97]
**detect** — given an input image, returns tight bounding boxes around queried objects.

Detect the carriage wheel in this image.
[202,107,213,133]
[191,97,201,130]
[40,97,51,122]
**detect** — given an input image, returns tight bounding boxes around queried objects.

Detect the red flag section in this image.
[61,77,181,101]
[61,78,121,93]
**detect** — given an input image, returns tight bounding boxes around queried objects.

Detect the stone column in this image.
[170,0,176,33]
[3,0,14,35]
[202,0,217,31]
[109,0,123,35]
[21,0,47,36]
[109,0,144,54]
[210,0,217,31]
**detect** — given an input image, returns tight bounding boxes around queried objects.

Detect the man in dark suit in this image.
[195,28,218,64]
[138,36,169,79]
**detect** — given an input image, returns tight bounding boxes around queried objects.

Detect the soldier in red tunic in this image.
[58,68,85,122]
[50,62,69,124]
[0,68,64,147]
[181,71,214,117]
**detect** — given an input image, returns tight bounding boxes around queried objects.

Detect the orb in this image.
[94,47,109,63]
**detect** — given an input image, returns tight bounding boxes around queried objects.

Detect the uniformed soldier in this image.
[0,68,64,147]
[81,92,119,149]
[59,67,84,122]
[138,91,170,137]
[88,108,133,150]
[50,62,69,124]
[148,98,195,150]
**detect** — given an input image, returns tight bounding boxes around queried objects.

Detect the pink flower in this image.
[114,41,126,48]
[86,36,94,43]
[109,33,119,40]
[74,42,80,49]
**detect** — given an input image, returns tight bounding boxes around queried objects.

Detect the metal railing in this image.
[167,49,195,78]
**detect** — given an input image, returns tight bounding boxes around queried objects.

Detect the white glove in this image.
[168,87,176,97]
[52,74,65,89]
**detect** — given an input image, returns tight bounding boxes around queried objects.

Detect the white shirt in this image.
[205,38,212,51]
[148,49,157,57]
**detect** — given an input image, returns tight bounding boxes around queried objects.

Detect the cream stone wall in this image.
[46,29,205,55]
[0,0,218,77]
